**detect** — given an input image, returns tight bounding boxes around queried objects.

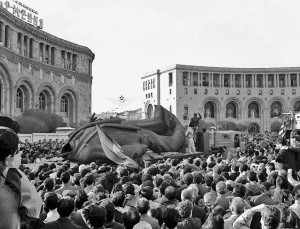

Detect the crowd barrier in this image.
[19,133,69,143]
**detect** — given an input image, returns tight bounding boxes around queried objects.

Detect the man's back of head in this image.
[230,197,245,215]
[57,198,75,218]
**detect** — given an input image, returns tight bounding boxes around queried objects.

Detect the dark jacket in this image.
[45,217,82,229]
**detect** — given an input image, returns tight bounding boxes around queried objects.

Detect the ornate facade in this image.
[142,64,300,133]
[0,6,94,126]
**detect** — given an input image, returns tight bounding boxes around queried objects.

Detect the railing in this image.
[19,133,69,143]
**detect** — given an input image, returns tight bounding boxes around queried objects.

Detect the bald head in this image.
[230,197,245,215]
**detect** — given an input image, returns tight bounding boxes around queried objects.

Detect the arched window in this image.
[16,88,23,111]
[294,101,300,112]
[39,92,46,110]
[226,102,237,118]
[147,104,154,118]
[270,101,282,118]
[248,102,260,118]
[184,105,188,116]
[60,95,68,113]
[204,102,215,118]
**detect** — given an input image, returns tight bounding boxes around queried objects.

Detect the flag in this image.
[96,125,139,169]
[278,123,287,138]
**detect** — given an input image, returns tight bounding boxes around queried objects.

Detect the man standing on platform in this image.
[185,125,196,154]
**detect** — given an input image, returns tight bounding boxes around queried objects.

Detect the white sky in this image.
[23,0,300,113]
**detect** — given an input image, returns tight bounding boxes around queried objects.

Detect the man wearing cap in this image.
[0,116,43,218]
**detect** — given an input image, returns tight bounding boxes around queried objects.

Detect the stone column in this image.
[265,74,268,88]
[209,73,212,87]
[231,74,234,87]
[48,46,52,65]
[285,74,288,87]
[0,22,5,45]
[7,27,11,49]
[20,34,24,55]
[42,44,46,62]
[287,73,290,87]
[276,74,279,87]
[199,73,202,87]
[70,53,73,70]
[220,74,223,87]
[26,36,29,56]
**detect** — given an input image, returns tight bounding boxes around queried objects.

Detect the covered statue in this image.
[61,105,186,168]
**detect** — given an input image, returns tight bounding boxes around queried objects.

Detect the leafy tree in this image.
[17,109,66,133]
[235,119,252,131]
[16,116,49,134]
[218,120,238,131]
[270,121,282,132]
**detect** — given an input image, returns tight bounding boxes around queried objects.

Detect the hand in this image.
[288,169,293,174]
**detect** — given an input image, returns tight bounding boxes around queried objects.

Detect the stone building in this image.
[0,3,94,126]
[142,64,300,133]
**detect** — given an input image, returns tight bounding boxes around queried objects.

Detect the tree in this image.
[235,119,252,132]
[270,121,282,132]
[15,116,49,134]
[17,109,66,133]
[218,120,238,131]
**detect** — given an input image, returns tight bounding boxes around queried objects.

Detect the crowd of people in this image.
[1,115,300,229]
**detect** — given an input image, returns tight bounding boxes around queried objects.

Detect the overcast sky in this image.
[24,0,300,113]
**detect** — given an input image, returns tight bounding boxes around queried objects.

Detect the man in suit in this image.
[46,198,82,229]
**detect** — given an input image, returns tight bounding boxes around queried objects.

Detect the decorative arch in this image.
[270,101,283,118]
[267,97,287,110]
[58,87,78,125]
[15,77,35,112]
[290,97,300,112]
[0,60,13,115]
[204,101,216,118]
[245,97,264,119]
[36,83,56,112]
[226,102,238,118]
[248,101,260,118]
[224,97,242,119]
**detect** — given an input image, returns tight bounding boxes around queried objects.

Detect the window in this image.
[60,95,68,113]
[193,72,198,86]
[61,51,66,68]
[226,102,237,118]
[153,78,155,88]
[202,73,209,87]
[17,33,22,54]
[256,74,263,87]
[279,74,285,87]
[235,74,241,87]
[291,74,297,87]
[194,88,197,94]
[39,43,44,61]
[184,105,188,116]
[169,73,173,86]
[184,88,188,94]
[222,134,230,139]
[246,74,252,88]
[183,72,189,86]
[16,88,23,111]
[39,93,46,110]
[169,89,172,94]
[224,74,230,87]
[268,74,274,87]
[213,74,220,87]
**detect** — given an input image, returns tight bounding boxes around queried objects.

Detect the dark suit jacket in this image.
[45,217,82,229]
